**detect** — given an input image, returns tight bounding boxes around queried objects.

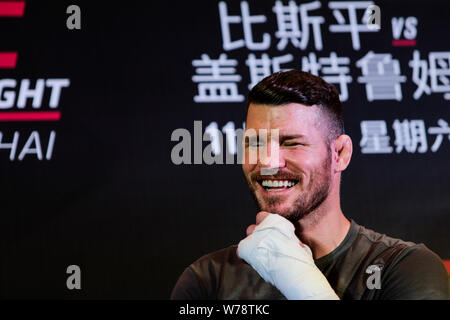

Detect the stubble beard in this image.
[245,151,332,224]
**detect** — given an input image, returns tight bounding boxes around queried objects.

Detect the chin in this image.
[260,202,293,216]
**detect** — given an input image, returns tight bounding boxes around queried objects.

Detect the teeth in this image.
[261,180,297,188]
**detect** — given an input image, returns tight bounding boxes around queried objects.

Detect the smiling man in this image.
[171,70,449,300]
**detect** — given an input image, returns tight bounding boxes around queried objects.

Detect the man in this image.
[171,70,449,300]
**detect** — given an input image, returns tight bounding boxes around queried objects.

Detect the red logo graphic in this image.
[0,1,25,17]
[444,260,450,274]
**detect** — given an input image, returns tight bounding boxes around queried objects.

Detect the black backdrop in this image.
[0,0,449,299]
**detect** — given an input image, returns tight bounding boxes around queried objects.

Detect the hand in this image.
[236,212,339,300]
[236,211,304,257]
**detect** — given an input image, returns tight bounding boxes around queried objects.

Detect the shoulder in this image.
[379,243,449,299]
[354,223,449,299]
[356,223,416,251]
[171,245,242,300]
[188,244,249,287]
[172,245,277,300]
[354,223,426,267]
[191,245,241,269]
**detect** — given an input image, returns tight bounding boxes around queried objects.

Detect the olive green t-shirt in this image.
[171,220,449,300]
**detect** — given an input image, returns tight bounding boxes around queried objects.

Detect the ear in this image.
[332,134,353,173]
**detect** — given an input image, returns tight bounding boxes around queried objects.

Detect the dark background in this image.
[0,0,449,299]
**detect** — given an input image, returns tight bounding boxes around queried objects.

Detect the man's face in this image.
[242,103,333,223]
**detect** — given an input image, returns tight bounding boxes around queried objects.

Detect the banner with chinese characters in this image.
[0,0,448,298]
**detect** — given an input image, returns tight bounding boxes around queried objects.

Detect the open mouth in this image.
[257,179,299,192]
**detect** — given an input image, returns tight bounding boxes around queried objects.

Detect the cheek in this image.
[242,147,259,171]
[284,149,315,171]
[242,162,256,178]
[285,149,325,185]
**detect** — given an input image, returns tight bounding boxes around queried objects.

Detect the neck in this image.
[294,200,350,259]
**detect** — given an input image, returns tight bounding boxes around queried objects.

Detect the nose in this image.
[259,141,285,176]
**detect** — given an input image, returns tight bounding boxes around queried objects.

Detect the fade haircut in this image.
[246,70,345,145]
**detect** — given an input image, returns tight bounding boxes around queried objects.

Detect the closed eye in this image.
[283,141,304,147]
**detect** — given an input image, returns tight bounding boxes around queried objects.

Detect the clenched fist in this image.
[237,212,339,300]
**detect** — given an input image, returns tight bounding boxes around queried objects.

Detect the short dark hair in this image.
[246,70,344,143]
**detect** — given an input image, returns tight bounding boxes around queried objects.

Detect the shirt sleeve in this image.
[379,244,450,300]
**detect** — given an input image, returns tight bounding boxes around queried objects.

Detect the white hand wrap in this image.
[238,214,339,300]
